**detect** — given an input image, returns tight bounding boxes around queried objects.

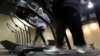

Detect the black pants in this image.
[53,7,86,48]
[33,27,47,45]
[95,3,100,28]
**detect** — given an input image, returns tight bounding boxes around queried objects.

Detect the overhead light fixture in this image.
[87,1,94,9]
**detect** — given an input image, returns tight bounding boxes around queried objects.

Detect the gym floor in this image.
[0,48,100,56]
[0,48,15,56]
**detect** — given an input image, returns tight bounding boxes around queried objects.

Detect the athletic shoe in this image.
[76,46,86,54]
[43,46,67,55]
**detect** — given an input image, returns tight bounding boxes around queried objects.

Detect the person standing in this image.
[29,7,50,47]
[44,0,87,54]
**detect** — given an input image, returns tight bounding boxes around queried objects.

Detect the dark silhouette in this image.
[0,40,20,50]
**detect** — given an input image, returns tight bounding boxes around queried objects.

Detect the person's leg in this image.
[95,4,100,28]
[39,28,47,46]
[43,8,67,55]
[27,28,39,47]
[67,8,86,46]
[63,7,86,53]
[33,28,40,44]
[55,19,66,48]
[43,24,67,55]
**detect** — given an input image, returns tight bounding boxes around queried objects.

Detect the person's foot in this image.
[40,44,48,47]
[43,46,67,55]
[76,46,86,54]
[27,42,35,47]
